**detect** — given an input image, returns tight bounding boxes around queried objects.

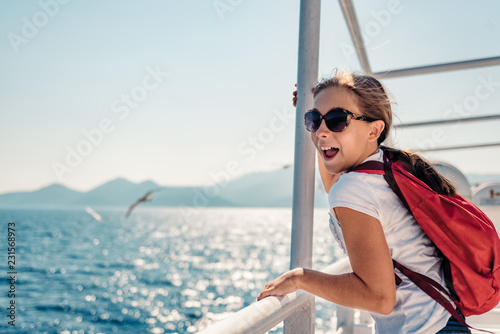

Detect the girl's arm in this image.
[317,151,340,193]
[258,207,396,315]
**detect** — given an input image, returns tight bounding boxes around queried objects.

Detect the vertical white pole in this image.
[336,306,355,334]
[285,0,321,333]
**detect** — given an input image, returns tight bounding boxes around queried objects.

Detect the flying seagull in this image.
[126,189,159,217]
[271,162,293,169]
[85,206,102,222]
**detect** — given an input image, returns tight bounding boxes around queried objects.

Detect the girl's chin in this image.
[323,160,343,175]
[323,156,345,174]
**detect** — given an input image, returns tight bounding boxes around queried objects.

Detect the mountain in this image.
[0,167,330,208]
[73,178,161,206]
[0,184,83,206]
[143,186,238,207]
[217,167,295,207]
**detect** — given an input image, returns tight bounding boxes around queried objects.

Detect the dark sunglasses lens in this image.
[324,109,348,132]
[305,111,321,132]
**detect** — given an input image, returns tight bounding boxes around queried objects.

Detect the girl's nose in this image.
[315,119,331,137]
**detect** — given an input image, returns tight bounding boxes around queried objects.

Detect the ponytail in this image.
[381,146,456,196]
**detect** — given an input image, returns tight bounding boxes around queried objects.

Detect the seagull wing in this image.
[126,200,140,217]
[141,190,154,202]
[126,190,157,217]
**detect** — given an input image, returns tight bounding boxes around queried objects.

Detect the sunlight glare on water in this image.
[0,206,343,334]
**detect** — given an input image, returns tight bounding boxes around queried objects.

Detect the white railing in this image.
[197,258,375,334]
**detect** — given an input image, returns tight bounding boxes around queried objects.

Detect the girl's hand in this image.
[257,268,303,301]
[293,83,298,107]
[292,83,315,107]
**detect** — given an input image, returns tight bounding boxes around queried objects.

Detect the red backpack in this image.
[350,149,500,329]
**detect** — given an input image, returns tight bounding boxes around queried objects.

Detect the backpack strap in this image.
[349,160,385,174]
[349,157,411,212]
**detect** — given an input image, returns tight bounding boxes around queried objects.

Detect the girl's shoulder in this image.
[328,172,386,221]
[330,171,385,196]
[328,171,393,212]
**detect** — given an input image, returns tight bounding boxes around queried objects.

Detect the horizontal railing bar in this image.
[198,290,313,334]
[394,114,500,128]
[197,257,351,334]
[373,56,500,79]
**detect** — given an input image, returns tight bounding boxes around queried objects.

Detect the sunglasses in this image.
[304,108,375,132]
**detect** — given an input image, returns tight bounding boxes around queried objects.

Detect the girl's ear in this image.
[367,120,385,143]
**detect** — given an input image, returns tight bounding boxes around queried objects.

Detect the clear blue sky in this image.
[1,0,500,194]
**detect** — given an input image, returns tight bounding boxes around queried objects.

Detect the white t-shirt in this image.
[328,150,451,334]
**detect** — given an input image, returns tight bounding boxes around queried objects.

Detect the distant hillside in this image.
[73,178,161,206]
[217,167,294,207]
[0,184,83,206]
[0,167,328,208]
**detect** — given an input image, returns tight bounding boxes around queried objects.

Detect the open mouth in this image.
[320,146,339,160]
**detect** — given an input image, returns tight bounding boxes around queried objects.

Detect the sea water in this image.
[0,206,346,334]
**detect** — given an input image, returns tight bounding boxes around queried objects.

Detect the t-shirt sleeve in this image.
[328,173,381,221]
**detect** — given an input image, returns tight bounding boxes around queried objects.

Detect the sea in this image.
[0,206,347,334]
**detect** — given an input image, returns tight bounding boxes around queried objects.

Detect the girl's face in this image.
[310,86,382,174]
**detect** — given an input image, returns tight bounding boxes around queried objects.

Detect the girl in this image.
[257,70,470,333]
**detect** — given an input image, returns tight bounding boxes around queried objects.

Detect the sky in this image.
[1,0,500,194]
